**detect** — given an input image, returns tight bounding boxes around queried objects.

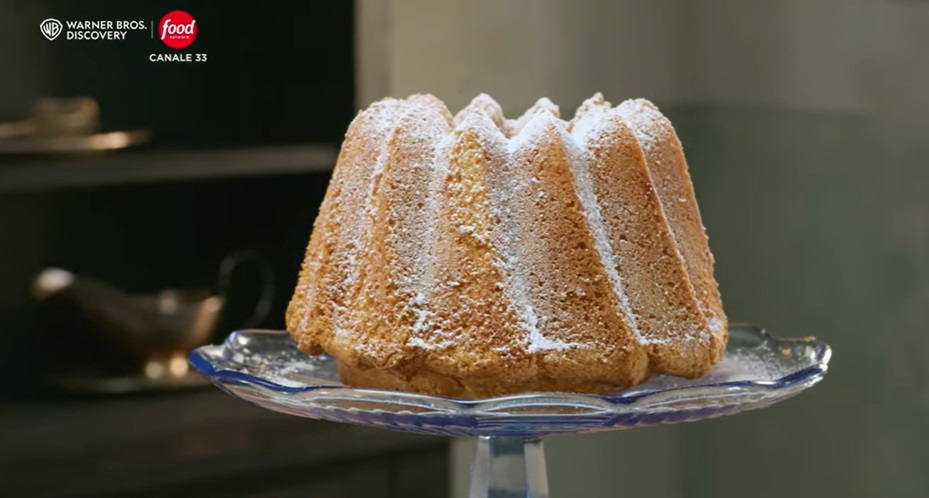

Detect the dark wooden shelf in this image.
[0,144,338,193]
[0,390,446,498]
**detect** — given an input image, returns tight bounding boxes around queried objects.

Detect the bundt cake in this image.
[286,92,727,398]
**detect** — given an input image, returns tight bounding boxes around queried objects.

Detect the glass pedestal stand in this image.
[469,436,549,498]
[190,324,830,498]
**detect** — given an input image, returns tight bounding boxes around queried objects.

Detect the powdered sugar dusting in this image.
[379,97,455,346]
[563,116,655,345]
[521,304,566,353]
[403,135,449,343]
[474,108,576,352]
[569,92,610,130]
[455,93,505,130]
[506,106,558,152]
[569,93,611,144]
[501,109,591,352]
[450,101,583,353]
[616,97,727,341]
[313,98,407,343]
[404,107,501,351]
[505,97,560,137]
[344,108,397,345]
[300,92,723,363]
[322,95,456,357]
[708,317,726,340]
[616,98,668,154]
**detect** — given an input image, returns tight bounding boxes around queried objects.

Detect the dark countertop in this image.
[0,389,448,498]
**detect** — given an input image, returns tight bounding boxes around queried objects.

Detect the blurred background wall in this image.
[357,1,929,497]
[362,0,929,116]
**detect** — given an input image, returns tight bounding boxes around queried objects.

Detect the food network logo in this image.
[151,10,207,62]
[157,10,197,49]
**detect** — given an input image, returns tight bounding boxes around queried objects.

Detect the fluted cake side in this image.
[286,93,727,398]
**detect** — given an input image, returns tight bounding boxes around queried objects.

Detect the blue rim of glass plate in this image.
[188,323,831,406]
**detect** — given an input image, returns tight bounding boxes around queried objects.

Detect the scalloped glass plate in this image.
[189,323,830,437]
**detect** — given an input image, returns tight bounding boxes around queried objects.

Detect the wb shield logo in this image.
[40,18,63,41]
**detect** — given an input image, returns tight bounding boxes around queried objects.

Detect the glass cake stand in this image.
[189,323,831,498]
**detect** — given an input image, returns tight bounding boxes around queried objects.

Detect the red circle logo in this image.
[158,10,197,50]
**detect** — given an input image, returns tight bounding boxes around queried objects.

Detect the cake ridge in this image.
[571,104,715,353]
[616,98,728,344]
[455,93,505,131]
[407,108,499,350]
[396,99,457,345]
[494,112,592,352]
[407,133,452,340]
[506,106,562,152]
[291,98,408,355]
[569,93,612,138]
[329,96,457,364]
[504,108,655,347]
[431,106,586,354]
[505,97,560,138]
[570,92,611,128]
[559,117,650,346]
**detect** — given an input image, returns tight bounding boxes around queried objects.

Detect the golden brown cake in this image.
[286,93,727,398]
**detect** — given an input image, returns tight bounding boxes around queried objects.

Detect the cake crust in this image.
[617,99,728,342]
[286,93,727,398]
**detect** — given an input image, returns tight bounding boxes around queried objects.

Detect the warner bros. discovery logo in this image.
[40,18,63,41]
